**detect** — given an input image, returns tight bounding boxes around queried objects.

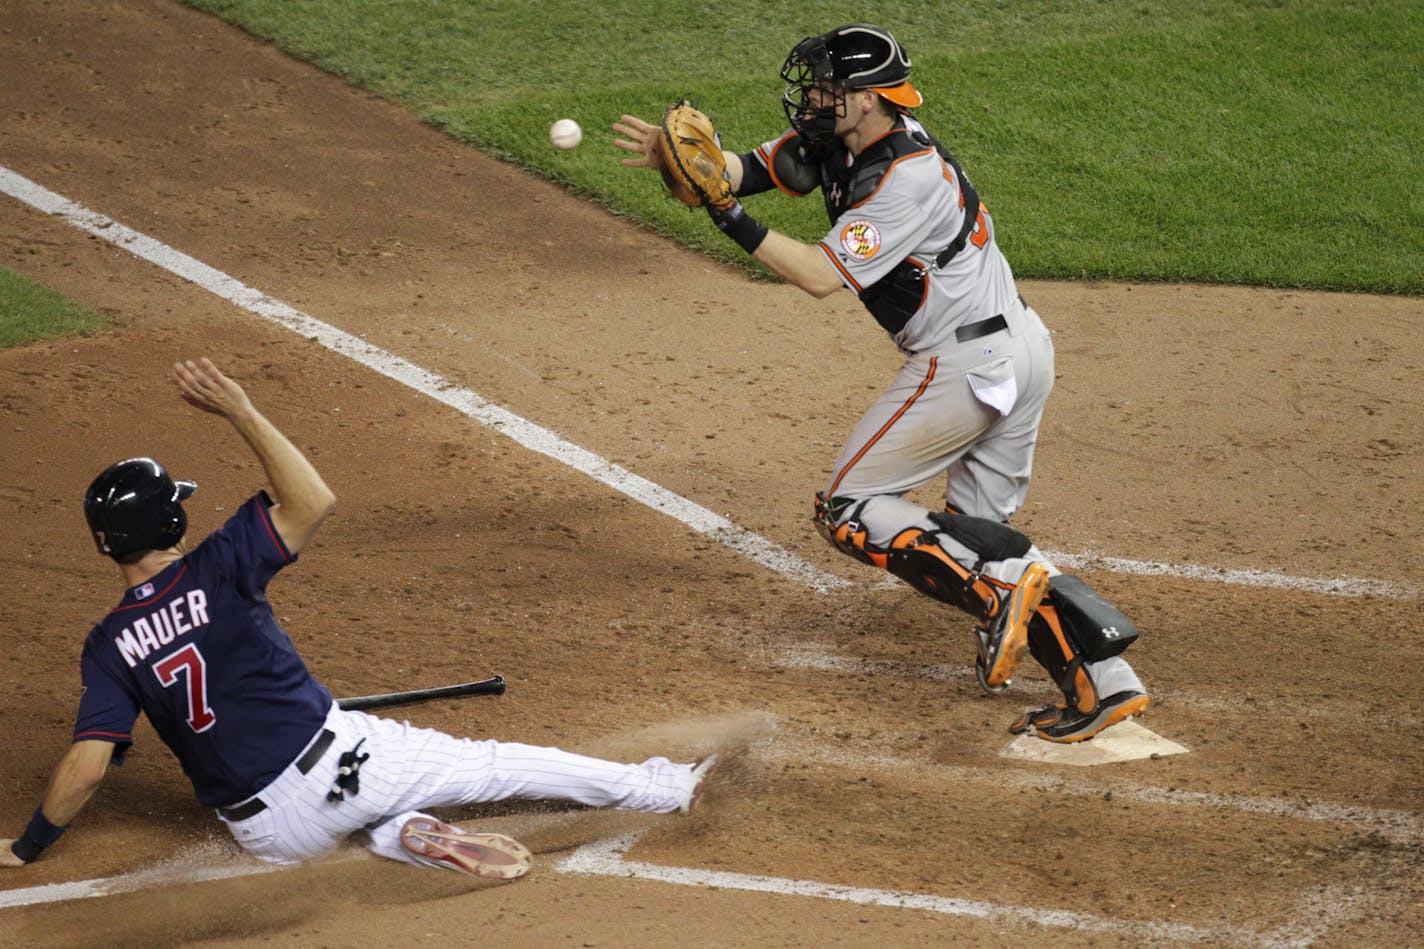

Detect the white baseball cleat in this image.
[679,753,720,815]
[400,817,533,879]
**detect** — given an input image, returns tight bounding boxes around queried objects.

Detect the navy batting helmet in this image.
[781,24,922,149]
[84,457,197,560]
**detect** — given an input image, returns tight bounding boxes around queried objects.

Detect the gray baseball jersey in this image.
[752,114,1054,529]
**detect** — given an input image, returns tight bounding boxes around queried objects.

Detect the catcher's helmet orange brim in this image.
[873,81,922,109]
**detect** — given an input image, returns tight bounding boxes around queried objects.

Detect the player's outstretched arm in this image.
[749,231,844,298]
[613,113,747,192]
[3,740,115,866]
[172,358,336,555]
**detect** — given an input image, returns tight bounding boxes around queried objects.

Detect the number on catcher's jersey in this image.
[153,643,217,732]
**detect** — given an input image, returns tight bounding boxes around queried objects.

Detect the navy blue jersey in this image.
[73,492,332,807]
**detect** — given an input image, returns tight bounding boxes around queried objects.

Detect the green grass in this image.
[180,0,1422,294]
[5,0,1418,348]
[0,268,108,348]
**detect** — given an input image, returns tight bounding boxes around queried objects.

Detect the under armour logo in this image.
[1103,626,1121,639]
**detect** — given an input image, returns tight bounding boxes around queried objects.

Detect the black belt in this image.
[953,295,1027,345]
[955,313,1008,344]
[217,728,335,821]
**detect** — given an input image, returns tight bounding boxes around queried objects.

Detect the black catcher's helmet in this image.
[84,457,197,560]
[781,24,922,151]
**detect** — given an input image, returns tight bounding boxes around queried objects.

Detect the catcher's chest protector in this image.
[798,126,983,334]
[809,125,969,220]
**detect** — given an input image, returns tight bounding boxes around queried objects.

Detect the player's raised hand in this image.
[0,840,24,867]
[172,358,256,420]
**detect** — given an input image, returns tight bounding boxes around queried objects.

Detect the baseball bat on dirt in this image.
[337,674,506,711]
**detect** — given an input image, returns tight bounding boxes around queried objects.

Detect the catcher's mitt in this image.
[656,100,734,210]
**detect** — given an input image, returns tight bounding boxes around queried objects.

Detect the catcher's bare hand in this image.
[172,357,255,420]
[0,840,25,868]
[612,114,660,168]
[655,100,734,210]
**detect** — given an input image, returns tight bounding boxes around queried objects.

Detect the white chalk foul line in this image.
[2,163,1412,603]
[774,738,1424,846]
[1047,549,1411,600]
[771,641,1422,728]
[0,860,279,909]
[557,833,1284,946]
[0,164,845,593]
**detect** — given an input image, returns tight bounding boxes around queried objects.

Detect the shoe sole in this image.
[979,564,1051,689]
[1037,693,1151,744]
[680,753,720,815]
[401,818,533,879]
[1008,703,1065,735]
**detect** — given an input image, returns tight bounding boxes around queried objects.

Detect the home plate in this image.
[1001,720,1189,766]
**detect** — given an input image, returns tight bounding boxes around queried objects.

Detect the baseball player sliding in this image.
[615,23,1149,742]
[1,358,715,878]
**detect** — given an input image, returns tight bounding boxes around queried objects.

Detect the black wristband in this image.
[709,202,769,255]
[11,806,66,863]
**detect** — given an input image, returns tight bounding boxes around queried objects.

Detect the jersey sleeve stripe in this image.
[818,242,863,292]
[255,492,295,563]
[73,729,132,742]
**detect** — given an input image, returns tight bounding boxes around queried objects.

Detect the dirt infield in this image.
[2,2,1420,946]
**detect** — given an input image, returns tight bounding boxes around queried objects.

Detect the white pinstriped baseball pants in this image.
[218,704,695,868]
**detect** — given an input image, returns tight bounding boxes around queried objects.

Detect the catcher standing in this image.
[1,358,715,876]
[615,23,1149,742]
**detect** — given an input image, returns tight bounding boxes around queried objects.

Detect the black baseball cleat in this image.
[1009,690,1151,743]
[975,562,1051,693]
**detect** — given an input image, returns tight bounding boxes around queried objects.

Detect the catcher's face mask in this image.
[781,25,920,155]
[781,36,844,153]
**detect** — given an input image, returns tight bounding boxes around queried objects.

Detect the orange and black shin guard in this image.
[814,493,889,569]
[1026,598,1098,714]
[814,493,997,619]
[885,528,999,620]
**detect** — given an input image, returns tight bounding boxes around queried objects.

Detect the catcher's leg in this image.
[1010,576,1149,743]
[815,494,1048,688]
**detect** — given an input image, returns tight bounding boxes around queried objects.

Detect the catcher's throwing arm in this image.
[338,675,506,711]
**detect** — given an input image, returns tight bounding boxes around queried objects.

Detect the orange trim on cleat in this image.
[1020,690,1151,744]
[976,563,1051,690]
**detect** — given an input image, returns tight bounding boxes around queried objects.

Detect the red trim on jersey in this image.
[826,357,938,498]
[255,497,294,563]
[110,565,190,614]
[73,730,131,742]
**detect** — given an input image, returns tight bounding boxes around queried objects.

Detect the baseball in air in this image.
[549,118,582,150]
